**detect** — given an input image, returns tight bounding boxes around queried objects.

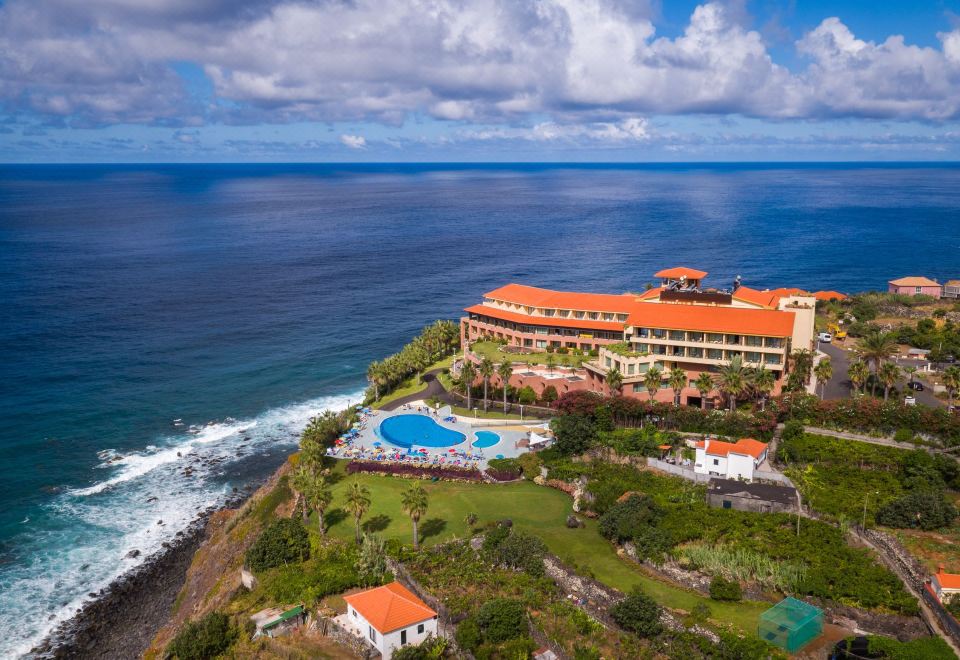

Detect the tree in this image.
[877,362,901,401]
[545,352,557,375]
[550,414,597,455]
[876,492,958,530]
[944,366,960,409]
[497,361,514,413]
[345,481,372,544]
[290,464,314,524]
[479,356,495,412]
[644,367,662,401]
[517,385,537,405]
[814,357,833,400]
[694,371,714,410]
[668,367,687,407]
[751,364,775,411]
[606,368,623,395]
[460,361,477,410]
[904,365,918,386]
[717,356,747,412]
[306,476,333,535]
[401,483,429,550]
[541,385,558,404]
[366,360,383,401]
[849,360,870,395]
[167,612,236,660]
[858,330,897,395]
[245,518,310,571]
[356,533,387,585]
[490,530,548,576]
[610,589,662,637]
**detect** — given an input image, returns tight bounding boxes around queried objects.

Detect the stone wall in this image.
[315,616,377,659]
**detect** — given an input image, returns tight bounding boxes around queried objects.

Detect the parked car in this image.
[817,332,832,343]
[907,381,924,391]
[904,395,917,406]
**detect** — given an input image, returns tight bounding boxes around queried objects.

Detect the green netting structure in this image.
[758,597,823,653]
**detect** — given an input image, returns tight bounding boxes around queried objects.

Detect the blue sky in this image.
[2,0,960,162]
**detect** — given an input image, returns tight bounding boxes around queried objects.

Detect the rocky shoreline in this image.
[30,490,254,660]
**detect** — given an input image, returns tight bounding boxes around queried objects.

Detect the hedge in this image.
[345,460,483,481]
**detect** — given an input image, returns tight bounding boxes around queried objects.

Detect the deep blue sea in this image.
[2,162,960,655]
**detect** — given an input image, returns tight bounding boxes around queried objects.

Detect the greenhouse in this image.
[758,597,823,652]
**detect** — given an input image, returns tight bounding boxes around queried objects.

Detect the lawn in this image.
[318,464,768,634]
[470,340,588,367]
[371,355,456,409]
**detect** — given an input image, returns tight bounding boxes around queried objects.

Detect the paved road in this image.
[818,342,944,408]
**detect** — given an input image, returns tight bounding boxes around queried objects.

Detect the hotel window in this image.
[745,336,763,347]
[633,383,645,393]
[669,330,685,341]
[765,338,782,348]
[537,340,547,348]
[708,333,723,344]
[603,313,614,321]
[627,364,635,375]
[671,346,685,357]
[637,328,650,338]
[726,334,741,345]
[575,311,585,319]
[543,308,555,316]
[688,347,704,358]
[653,345,667,355]
[524,339,533,347]
[566,342,577,348]
[746,351,762,362]
[765,354,781,365]
[617,314,628,322]
[633,343,649,353]
[708,348,723,360]
[535,327,548,335]
[688,332,704,342]
[652,329,666,339]
[588,312,599,320]
[605,357,612,367]
[638,363,650,373]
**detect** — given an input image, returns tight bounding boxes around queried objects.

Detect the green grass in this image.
[319,464,767,634]
[372,355,456,409]
[447,404,527,420]
[470,340,588,367]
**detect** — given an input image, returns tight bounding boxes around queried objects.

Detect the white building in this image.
[932,566,960,603]
[694,438,768,481]
[342,581,438,659]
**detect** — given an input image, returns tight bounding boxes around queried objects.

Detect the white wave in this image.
[0,388,364,659]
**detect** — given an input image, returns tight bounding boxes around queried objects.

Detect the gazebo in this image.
[758,597,823,653]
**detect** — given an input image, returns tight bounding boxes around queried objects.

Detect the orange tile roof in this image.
[767,287,809,297]
[813,290,847,301]
[344,582,436,633]
[483,283,639,313]
[732,286,780,309]
[627,303,794,337]
[465,304,626,332]
[936,569,960,590]
[696,438,768,459]
[655,266,708,279]
[889,276,940,287]
[635,287,663,301]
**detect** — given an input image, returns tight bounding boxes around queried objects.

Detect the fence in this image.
[646,458,711,483]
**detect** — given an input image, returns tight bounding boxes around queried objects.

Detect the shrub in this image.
[541,385,558,404]
[610,589,662,637]
[492,531,548,577]
[166,612,236,660]
[573,645,602,660]
[781,420,804,444]
[598,494,663,544]
[476,598,527,643]
[391,634,448,660]
[346,460,483,482]
[260,542,361,605]
[481,525,511,554]
[486,457,522,481]
[709,575,743,602]
[516,452,542,477]
[518,386,537,405]
[454,617,481,650]
[876,492,958,530]
[894,428,916,444]
[551,414,597,455]
[245,518,310,572]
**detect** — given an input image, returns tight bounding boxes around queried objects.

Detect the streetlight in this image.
[520,405,524,422]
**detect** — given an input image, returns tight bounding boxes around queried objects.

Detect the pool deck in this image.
[329,404,540,467]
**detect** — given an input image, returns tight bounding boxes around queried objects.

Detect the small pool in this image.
[378,414,466,449]
[473,431,501,449]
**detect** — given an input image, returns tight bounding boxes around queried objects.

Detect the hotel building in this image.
[460,267,816,407]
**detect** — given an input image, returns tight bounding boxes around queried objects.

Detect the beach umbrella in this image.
[496,454,505,459]
[448,448,456,453]
[372,441,382,447]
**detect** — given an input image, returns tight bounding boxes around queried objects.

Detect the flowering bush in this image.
[346,460,483,481]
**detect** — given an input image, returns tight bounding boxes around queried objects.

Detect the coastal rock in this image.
[125,549,140,559]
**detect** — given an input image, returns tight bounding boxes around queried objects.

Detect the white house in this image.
[342,581,438,659]
[932,566,960,604]
[694,438,768,481]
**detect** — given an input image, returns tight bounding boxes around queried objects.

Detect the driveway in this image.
[818,341,944,407]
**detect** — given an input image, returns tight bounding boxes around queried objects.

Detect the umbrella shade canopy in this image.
[496,454,505,459]
[372,441,382,446]
[448,448,456,453]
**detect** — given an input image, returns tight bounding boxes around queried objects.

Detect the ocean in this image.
[1,162,959,655]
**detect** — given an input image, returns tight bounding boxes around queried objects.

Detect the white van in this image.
[817,332,832,343]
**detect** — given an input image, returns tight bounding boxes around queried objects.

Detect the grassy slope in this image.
[319,465,767,633]
[371,355,456,409]
[470,340,588,367]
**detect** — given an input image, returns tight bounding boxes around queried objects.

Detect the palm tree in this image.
[460,361,477,410]
[849,360,869,396]
[878,362,901,401]
[717,356,748,412]
[400,483,429,551]
[693,372,714,410]
[904,365,918,386]
[790,349,814,389]
[751,365,775,411]
[345,481,371,544]
[545,353,557,375]
[497,361,513,413]
[606,368,623,395]
[290,464,314,524]
[366,361,383,401]
[858,331,897,395]
[644,367,662,401]
[306,476,333,535]
[813,358,833,400]
[944,366,960,409]
[667,367,687,407]
[479,357,495,412]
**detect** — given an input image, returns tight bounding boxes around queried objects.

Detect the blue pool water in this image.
[378,414,466,449]
[473,431,501,448]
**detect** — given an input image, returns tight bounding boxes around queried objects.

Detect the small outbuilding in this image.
[251,604,307,639]
[932,565,960,604]
[759,597,823,653]
[707,478,797,514]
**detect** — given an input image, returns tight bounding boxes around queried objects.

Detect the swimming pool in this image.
[378,414,466,449]
[473,430,501,449]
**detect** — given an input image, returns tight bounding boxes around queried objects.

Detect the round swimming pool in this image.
[473,430,501,449]
[378,414,466,449]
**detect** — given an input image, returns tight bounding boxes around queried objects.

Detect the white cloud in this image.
[339,134,366,149]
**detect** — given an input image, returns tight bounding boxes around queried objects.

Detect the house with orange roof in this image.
[341,581,438,659]
[693,438,769,481]
[888,276,941,298]
[813,290,847,302]
[460,266,816,407]
[932,566,960,604]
